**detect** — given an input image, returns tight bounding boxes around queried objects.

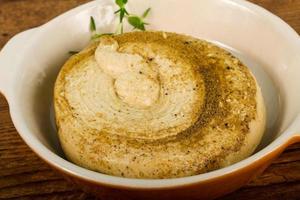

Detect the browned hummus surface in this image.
[54,31,265,178]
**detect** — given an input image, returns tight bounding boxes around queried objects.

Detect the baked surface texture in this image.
[54,31,266,178]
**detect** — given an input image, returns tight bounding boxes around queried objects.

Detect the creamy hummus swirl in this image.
[54,31,266,178]
[95,36,160,108]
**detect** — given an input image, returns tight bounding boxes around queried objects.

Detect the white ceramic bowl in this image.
[0,0,299,199]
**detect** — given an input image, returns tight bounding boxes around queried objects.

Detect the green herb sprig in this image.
[90,0,151,37]
[127,8,151,31]
[70,0,151,55]
[89,16,97,34]
[114,0,129,34]
[114,0,151,33]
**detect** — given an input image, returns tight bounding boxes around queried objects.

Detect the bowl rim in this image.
[5,0,300,189]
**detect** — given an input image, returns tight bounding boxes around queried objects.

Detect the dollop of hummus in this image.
[95,37,160,108]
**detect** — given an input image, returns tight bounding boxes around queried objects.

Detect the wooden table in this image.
[0,0,300,199]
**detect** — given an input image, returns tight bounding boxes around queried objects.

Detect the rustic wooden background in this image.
[0,0,300,199]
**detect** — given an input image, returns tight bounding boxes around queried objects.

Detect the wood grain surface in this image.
[0,0,300,199]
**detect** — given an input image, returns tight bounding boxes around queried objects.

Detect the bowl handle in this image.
[0,28,36,99]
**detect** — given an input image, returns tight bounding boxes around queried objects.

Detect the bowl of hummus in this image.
[0,0,299,199]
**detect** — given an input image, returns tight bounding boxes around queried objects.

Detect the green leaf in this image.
[142,8,151,18]
[89,16,96,32]
[127,16,146,31]
[115,0,127,8]
[114,0,150,33]
[115,0,123,7]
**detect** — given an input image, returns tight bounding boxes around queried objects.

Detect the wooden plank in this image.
[222,182,300,200]
[0,180,77,199]
[0,170,62,189]
[0,0,299,199]
[8,191,94,200]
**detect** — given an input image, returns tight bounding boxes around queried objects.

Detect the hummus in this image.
[54,31,266,178]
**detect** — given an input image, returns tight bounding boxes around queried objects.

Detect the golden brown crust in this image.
[54,31,265,178]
